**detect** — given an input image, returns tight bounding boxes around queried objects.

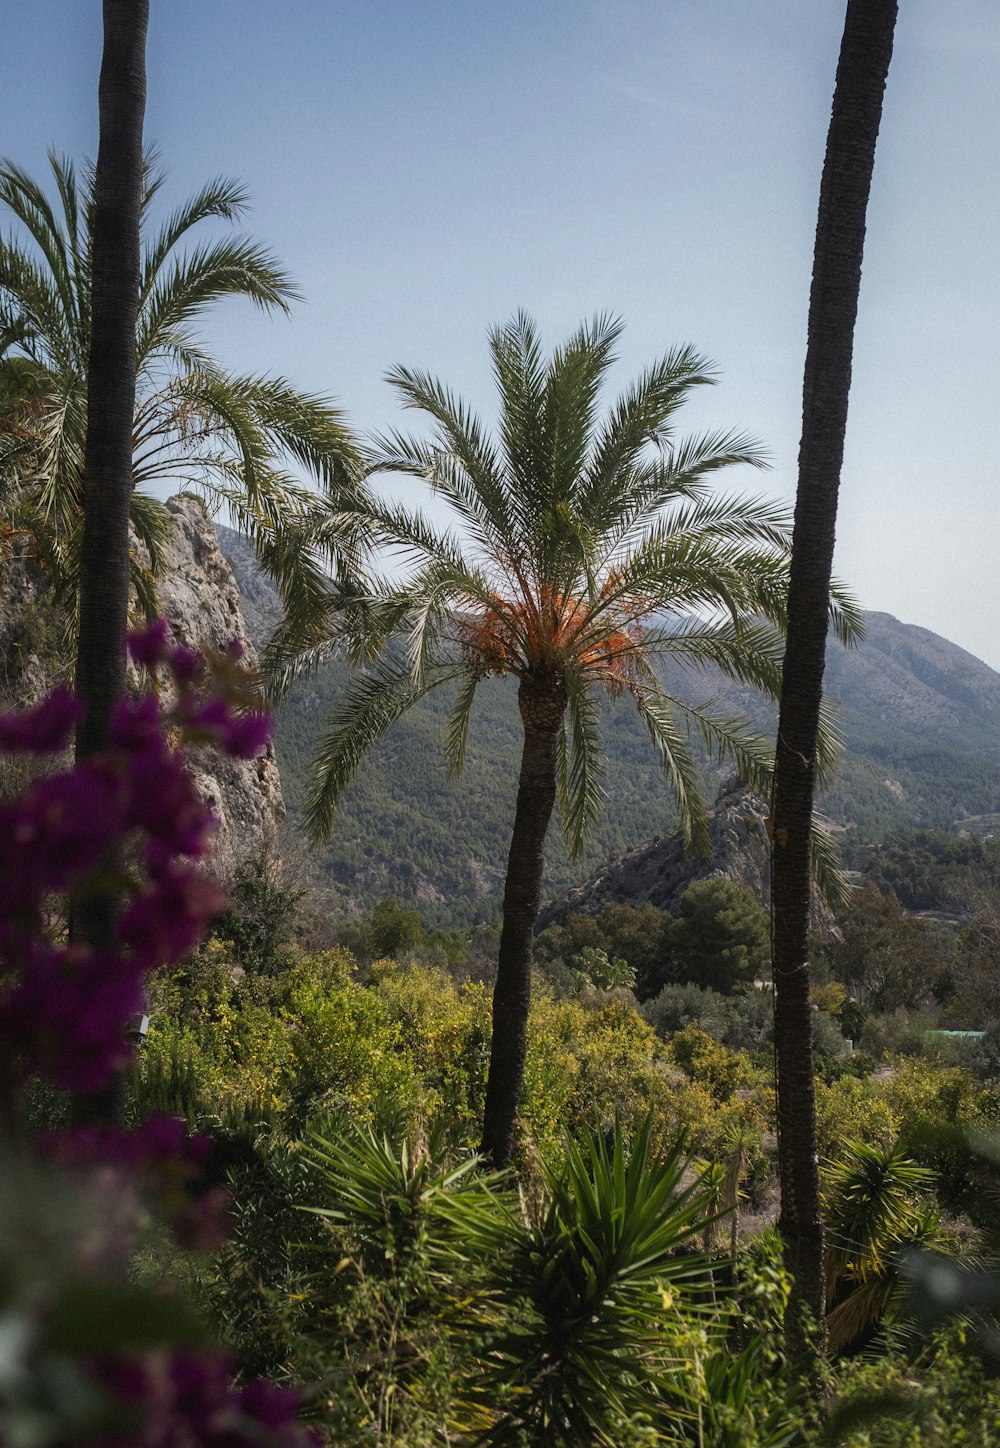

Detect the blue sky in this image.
[6,1,1000,667]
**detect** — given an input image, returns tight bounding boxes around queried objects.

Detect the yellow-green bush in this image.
[139,952,774,1169]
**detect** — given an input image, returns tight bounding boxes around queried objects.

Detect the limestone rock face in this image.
[153,495,284,877]
[0,494,284,876]
[537,781,833,936]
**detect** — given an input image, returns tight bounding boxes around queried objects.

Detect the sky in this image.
[5,1,1000,669]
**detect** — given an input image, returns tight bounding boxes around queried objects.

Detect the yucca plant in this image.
[442,1118,721,1445]
[300,1123,504,1442]
[0,151,364,634]
[823,1140,943,1352]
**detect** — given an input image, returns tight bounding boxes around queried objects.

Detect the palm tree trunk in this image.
[72,0,148,1122]
[772,0,897,1364]
[481,672,566,1169]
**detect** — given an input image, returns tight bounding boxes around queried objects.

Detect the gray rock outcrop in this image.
[0,493,284,880]
[152,495,284,877]
[537,780,833,935]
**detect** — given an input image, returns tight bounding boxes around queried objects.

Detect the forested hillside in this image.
[219,526,1000,923]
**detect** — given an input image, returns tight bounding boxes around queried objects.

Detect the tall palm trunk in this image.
[772,0,897,1363]
[482,672,566,1168]
[75,0,148,769]
[72,0,148,1121]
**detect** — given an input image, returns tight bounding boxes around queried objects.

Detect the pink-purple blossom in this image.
[0,624,315,1448]
[90,1350,321,1447]
[0,622,271,1092]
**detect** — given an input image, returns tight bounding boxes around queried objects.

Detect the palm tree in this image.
[69,0,148,1128]
[770,0,898,1362]
[0,150,363,635]
[274,313,860,1169]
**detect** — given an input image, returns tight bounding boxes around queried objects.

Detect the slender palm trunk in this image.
[481,672,566,1169]
[72,0,148,1122]
[772,0,897,1363]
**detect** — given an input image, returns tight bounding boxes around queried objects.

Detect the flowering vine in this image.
[0,621,318,1447]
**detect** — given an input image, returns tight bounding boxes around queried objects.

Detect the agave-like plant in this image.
[824,1140,943,1352]
[444,1119,721,1445]
[0,151,364,634]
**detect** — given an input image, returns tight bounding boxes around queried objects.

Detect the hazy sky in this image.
[6,2,1000,668]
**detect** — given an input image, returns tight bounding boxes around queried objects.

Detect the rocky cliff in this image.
[152,496,284,877]
[537,780,832,935]
[0,494,283,880]
[535,781,771,928]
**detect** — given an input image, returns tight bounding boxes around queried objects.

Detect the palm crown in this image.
[0,151,363,628]
[278,312,858,856]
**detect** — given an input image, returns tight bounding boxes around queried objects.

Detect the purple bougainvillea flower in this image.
[120,859,226,970]
[0,943,143,1092]
[11,762,127,895]
[222,712,272,759]
[127,617,173,671]
[91,1349,321,1446]
[123,745,217,858]
[0,686,82,753]
[109,694,163,751]
[167,640,204,686]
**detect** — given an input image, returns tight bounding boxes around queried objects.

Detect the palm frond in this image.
[126,488,171,561]
[442,672,480,779]
[305,660,461,843]
[140,174,250,301]
[558,662,606,859]
[137,238,298,366]
[579,343,721,527]
[631,673,711,856]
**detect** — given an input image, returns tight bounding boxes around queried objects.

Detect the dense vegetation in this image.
[115,862,1000,1442]
[3,2,1000,1433]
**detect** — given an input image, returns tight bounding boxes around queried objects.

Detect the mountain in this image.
[536,781,833,938]
[217,525,1000,924]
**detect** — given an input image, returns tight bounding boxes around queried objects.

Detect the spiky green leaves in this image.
[0,151,363,632]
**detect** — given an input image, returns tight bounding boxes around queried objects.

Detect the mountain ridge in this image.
[217,522,1000,924]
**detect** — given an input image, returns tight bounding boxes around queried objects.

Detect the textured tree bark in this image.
[76,0,148,766]
[73,0,148,1121]
[481,671,566,1168]
[772,0,897,1365]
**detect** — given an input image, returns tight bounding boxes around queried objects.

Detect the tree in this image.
[275,313,859,1168]
[769,0,898,1361]
[949,889,1000,1025]
[829,884,942,1014]
[666,877,770,995]
[68,0,149,1100]
[536,901,672,999]
[369,897,425,960]
[0,153,362,635]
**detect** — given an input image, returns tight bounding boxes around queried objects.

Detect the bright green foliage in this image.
[0,152,363,629]
[130,941,1000,1440]
[299,1125,502,1441]
[830,1323,1000,1445]
[454,1121,726,1445]
[667,1023,759,1102]
[823,1141,941,1352]
[569,944,636,992]
[225,1118,800,1447]
[665,877,771,994]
